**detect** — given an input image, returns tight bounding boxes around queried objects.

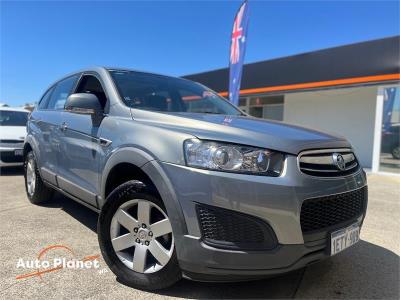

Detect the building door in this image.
[379,86,400,174]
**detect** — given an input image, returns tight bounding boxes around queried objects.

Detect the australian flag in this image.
[229,0,249,106]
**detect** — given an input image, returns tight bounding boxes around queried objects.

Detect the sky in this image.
[1,0,399,106]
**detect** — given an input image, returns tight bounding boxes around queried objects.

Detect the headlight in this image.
[184,139,284,176]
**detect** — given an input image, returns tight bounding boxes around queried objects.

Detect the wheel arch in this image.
[100,147,188,237]
[23,142,33,159]
[104,163,158,200]
[23,136,41,164]
[100,147,155,203]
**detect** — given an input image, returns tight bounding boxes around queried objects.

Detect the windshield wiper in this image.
[202,111,244,116]
[200,111,224,114]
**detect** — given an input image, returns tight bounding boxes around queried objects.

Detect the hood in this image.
[0,126,27,140]
[130,109,351,154]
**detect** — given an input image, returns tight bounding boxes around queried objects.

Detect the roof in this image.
[45,66,190,91]
[183,36,400,96]
[0,106,30,112]
[105,67,175,78]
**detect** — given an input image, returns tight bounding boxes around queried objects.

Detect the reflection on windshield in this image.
[109,70,242,116]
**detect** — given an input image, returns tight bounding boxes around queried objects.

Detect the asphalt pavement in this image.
[0,168,398,299]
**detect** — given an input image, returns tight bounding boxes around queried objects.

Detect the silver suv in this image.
[24,67,367,290]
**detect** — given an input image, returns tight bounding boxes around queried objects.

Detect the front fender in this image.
[141,160,188,237]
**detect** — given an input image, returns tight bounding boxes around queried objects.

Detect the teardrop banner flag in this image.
[229,0,250,106]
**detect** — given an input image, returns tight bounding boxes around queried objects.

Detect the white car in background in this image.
[0,107,29,167]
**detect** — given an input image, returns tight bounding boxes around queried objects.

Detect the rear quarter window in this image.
[38,86,55,110]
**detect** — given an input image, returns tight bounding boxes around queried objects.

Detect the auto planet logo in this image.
[16,245,101,280]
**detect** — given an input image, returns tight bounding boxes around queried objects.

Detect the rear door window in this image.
[47,75,79,110]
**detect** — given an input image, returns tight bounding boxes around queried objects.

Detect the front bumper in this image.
[0,147,24,167]
[158,155,367,280]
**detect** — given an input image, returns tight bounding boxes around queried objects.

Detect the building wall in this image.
[283,86,378,168]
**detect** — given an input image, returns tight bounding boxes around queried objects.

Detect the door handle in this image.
[60,122,68,131]
[99,138,112,147]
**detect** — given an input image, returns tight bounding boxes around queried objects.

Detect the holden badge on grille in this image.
[332,153,346,171]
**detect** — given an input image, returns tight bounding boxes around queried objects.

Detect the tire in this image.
[98,180,181,290]
[391,146,400,159]
[24,151,54,204]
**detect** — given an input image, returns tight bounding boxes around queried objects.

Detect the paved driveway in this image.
[0,168,398,299]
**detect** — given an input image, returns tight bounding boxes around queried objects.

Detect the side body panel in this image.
[55,70,123,207]
[57,112,103,206]
[29,110,63,185]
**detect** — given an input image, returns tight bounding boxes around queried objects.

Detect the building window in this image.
[248,95,284,121]
[238,97,248,113]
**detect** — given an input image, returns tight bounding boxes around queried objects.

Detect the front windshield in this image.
[0,110,28,126]
[109,70,242,116]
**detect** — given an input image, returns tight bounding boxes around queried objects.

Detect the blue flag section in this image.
[229,0,250,106]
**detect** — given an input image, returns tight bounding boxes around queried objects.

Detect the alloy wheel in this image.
[110,199,174,274]
[26,158,36,196]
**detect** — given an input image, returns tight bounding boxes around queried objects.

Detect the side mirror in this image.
[65,93,103,115]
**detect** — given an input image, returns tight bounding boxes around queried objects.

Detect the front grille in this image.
[299,149,359,177]
[300,187,367,233]
[196,204,278,250]
[0,151,24,163]
[0,139,24,144]
[0,140,24,149]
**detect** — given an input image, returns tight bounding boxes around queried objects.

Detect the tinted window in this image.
[47,75,79,110]
[110,71,241,115]
[0,111,29,126]
[38,86,55,110]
